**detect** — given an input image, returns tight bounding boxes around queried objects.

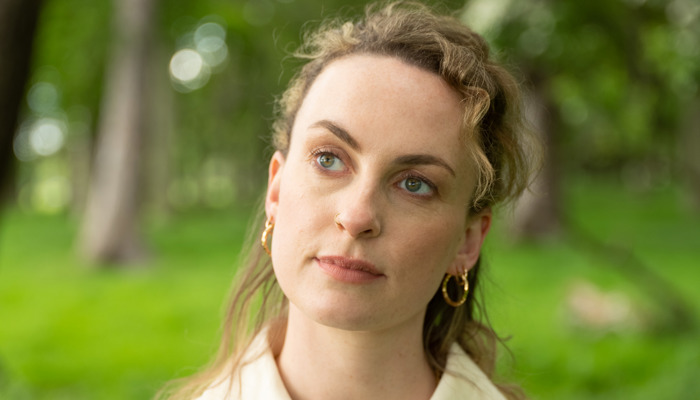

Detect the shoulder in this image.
[430,343,507,400]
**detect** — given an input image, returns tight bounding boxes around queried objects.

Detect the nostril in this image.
[334,202,381,238]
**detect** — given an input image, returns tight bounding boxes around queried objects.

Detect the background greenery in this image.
[2,0,699,398]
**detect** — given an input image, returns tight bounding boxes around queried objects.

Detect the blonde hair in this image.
[159,2,538,399]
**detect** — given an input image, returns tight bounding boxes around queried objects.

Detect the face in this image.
[266,54,491,332]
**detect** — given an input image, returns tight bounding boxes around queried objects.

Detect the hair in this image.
[159,2,539,399]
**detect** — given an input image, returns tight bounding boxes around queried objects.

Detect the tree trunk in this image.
[0,0,43,202]
[509,82,563,239]
[144,39,174,219]
[79,0,155,265]
[679,97,700,213]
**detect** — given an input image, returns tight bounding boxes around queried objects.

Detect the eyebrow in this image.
[309,120,360,150]
[395,154,456,177]
[309,119,456,177]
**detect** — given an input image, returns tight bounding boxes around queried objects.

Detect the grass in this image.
[487,178,700,399]
[0,178,698,399]
[0,208,249,399]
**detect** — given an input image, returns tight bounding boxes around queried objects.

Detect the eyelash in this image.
[310,147,347,172]
[397,172,438,198]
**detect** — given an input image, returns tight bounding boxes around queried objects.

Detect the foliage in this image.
[14,0,700,217]
[463,0,700,180]
[15,0,469,215]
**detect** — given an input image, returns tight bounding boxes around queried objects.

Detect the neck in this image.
[275,305,437,400]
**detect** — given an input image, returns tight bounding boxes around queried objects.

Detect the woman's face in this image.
[266,54,490,332]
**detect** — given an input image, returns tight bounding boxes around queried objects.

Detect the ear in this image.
[265,151,286,220]
[447,209,492,276]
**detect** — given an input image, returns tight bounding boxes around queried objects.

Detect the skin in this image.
[265,54,491,400]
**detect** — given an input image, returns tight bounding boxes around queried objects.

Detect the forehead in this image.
[291,54,471,174]
[299,55,462,134]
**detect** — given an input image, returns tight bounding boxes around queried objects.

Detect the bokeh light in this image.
[14,117,67,161]
[169,49,210,92]
[30,175,72,214]
[29,118,66,156]
[196,36,228,69]
[27,82,60,115]
[168,18,228,92]
[461,0,511,35]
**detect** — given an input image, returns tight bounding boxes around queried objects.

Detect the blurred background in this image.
[0,0,698,398]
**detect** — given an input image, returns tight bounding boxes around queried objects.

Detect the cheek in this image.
[270,166,332,274]
[276,161,313,220]
[274,180,310,248]
[391,216,462,284]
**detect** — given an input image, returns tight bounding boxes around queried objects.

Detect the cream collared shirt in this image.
[196,330,506,400]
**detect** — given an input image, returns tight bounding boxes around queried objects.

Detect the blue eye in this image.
[317,153,345,171]
[400,177,433,195]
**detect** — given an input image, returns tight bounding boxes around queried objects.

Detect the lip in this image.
[315,256,384,284]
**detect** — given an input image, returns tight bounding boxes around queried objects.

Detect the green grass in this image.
[0,179,698,399]
[0,208,250,399]
[486,178,700,399]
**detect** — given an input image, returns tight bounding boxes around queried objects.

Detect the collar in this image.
[197,329,506,400]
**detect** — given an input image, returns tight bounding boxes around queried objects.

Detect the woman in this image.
[162,2,538,399]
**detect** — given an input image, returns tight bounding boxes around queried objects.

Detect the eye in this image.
[316,152,345,171]
[399,176,433,196]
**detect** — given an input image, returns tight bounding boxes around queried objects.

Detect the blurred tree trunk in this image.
[79,0,155,264]
[510,77,563,239]
[680,98,700,213]
[144,40,174,218]
[0,0,43,201]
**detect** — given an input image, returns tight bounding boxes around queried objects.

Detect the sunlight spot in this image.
[195,22,226,43]
[169,49,210,92]
[170,49,204,82]
[29,118,66,157]
[196,36,228,68]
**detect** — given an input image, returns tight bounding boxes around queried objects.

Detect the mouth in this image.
[314,256,384,283]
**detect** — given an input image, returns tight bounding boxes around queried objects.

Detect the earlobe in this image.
[447,210,492,275]
[265,151,286,219]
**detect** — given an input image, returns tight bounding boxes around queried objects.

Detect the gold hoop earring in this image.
[442,272,469,307]
[334,213,342,228]
[261,217,274,256]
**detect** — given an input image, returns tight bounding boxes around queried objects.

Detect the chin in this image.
[302,297,388,332]
[316,315,387,332]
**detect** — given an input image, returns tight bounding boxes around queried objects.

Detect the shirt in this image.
[196,330,506,400]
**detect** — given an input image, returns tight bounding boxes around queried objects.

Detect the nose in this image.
[334,186,382,238]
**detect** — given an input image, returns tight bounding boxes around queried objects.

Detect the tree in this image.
[0,0,43,201]
[78,0,156,264]
[463,0,700,238]
[462,0,698,329]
